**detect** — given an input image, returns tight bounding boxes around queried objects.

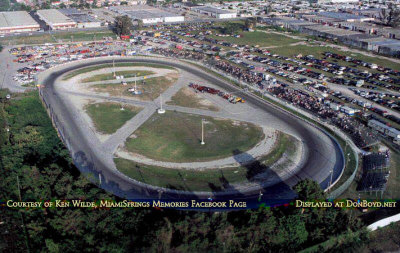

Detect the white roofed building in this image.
[0,11,40,34]
[36,9,77,30]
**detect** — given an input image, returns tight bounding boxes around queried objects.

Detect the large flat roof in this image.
[0,11,39,28]
[59,8,99,23]
[319,11,369,21]
[193,6,236,14]
[124,10,182,19]
[37,9,76,25]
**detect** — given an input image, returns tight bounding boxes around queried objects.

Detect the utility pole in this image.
[157,94,165,114]
[201,119,205,145]
[113,59,116,78]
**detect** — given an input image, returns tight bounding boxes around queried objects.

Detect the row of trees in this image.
[380,3,400,28]
[0,91,367,252]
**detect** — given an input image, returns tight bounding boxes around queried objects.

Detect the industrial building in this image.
[110,6,184,24]
[192,6,237,19]
[36,9,77,30]
[59,9,102,28]
[0,11,40,34]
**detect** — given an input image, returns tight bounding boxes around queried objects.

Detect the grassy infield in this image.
[116,130,297,191]
[85,104,297,191]
[167,87,220,111]
[81,70,154,83]
[85,102,141,135]
[62,63,175,80]
[124,111,264,162]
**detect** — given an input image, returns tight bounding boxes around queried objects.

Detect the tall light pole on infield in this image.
[157,94,165,114]
[201,119,205,145]
[113,59,116,78]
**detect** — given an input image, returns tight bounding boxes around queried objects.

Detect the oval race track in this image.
[38,56,345,206]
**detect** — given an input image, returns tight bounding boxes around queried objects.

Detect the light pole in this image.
[113,59,116,78]
[157,94,165,114]
[201,119,205,145]
[328,169,333,192]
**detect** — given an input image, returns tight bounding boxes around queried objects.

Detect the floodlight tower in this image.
[113,59,116,78]
[201,119,205,145]
[157,94,165,114]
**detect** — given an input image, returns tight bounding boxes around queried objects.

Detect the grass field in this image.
[124,110,265,162]
[93,74,178,101]
[0,30,115,45]
[62,63,175,80]
[81,70,154,83]
[85,102,141,134]
[54,30,116,42]
[115,132,299,191]
[167,87,220,111]
[209,31,300,47]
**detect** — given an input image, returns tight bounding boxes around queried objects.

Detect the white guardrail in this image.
[367,213,400,231]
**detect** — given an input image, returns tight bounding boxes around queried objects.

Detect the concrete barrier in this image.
[367,213,400,231]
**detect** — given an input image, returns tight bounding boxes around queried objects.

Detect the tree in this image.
[245,18,256,30]
[137,19,143,30]
[293,179,326,200]
[379,3,400,28]
[264,6,270,14]
[115,15,133,36]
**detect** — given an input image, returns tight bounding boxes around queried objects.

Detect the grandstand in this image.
[362,152,390,171]
[357,171,389,196]
[357,152,390,197]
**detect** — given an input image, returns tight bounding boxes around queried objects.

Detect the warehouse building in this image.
[318,12,374,22]
[192,6,237,19]
[0,11,40,34]
[59,8,102,28]
[110,6,184,24]
[36,9,77,30]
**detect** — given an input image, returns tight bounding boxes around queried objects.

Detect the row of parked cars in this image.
[10,41,130,85]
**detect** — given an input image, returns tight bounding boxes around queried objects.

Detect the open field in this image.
[0,30,115,45]
[167,86,219,111]
[115,133,298,191]
[92,74,178,101]
[209,31,300,47]
[85,102,141,134]
[54,30,116,42]
[81,70,154,83]
[124,110,265,162]
[62,62,175,80]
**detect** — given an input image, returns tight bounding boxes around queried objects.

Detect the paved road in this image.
[37,56,345,205]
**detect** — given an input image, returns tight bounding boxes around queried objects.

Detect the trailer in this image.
[188,83,245,104]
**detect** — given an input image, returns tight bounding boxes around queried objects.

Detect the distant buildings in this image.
[192,6,237,19]
[37,9,77,30]
[0,11,40,34]
[110,6,184,24]
[59,8,102,28]
[317,0,358,3]
[262,16,400,57]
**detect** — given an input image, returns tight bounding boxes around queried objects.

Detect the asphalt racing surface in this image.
[39,57,345,208]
